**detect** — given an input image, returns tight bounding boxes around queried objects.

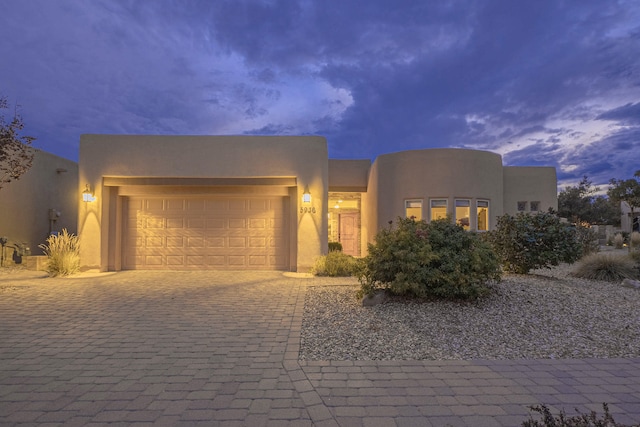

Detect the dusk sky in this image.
[1,0,639,189]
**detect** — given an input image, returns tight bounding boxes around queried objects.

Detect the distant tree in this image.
[0,95,35,190]
[608,171,640,242]
[558,175,619,225]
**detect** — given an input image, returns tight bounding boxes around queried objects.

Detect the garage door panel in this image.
[187,218,205,229]
[228,199,246,211]
[166,199,185,211]
[146,199,164,210]
[167,256,184,266]
[124,195,289,270]
[228,256,246,266]
[166,218,184,228]
[228,237,246,248]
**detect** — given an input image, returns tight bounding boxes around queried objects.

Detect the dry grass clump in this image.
[312,251,359,277]
[572,253,638,282]
[613,233,625,249]
[39,229,80,277]
[631,231,640,249]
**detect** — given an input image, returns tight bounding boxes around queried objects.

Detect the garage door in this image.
[123,196,289,270]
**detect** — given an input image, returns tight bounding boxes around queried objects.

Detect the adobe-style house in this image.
[78,135,557,272]
[0,150,78,262]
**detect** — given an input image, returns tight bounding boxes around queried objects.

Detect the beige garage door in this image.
[123,196,289,270]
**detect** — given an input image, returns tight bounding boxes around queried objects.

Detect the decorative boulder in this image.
[362,290,387,307]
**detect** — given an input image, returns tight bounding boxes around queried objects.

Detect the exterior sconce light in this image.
[82,184,96,203]
[302,187,311,204]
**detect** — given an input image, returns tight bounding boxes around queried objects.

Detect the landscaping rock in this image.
[622,278,640,289]
[362,290,386,307]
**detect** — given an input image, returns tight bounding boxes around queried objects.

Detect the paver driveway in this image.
[1,270,640,427]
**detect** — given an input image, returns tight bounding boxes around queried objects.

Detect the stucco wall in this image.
[0,150,78,259]
[365,148,505,237]
[79,135,328,272]
[503,167,558,215]
[328,159,370,191]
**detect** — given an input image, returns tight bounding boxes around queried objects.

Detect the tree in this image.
[0,95,35,190]
[484,211,582,274]
[608,170,640,244]
[558,175,619,225]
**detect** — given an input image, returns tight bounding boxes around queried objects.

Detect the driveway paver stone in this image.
[1,270,639,426]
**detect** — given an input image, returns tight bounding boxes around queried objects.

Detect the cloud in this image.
[597,102,640,125]
[1,0,639,189]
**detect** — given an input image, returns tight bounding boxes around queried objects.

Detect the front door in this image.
[339,213,358,256]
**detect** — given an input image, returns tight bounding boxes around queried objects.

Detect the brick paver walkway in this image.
[1,270,639,426]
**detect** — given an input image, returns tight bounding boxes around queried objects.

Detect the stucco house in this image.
[0,150,78,264]
[78,135,557,272]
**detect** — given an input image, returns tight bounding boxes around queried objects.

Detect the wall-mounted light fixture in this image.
[82,184,96,203]
[302,187,311,204]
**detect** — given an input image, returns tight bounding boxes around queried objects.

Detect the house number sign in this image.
[300,206,316,214]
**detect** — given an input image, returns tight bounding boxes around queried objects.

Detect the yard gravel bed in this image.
[299,263,640,360]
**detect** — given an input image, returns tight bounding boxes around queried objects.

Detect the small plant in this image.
[484,212,582,274]
[571,253,639,282]
[522,403,631,427]
[312,251,358,277]
[614,233,625,249]
[328,241,343,252]
[358,217,500,299]
[39,229,80,277]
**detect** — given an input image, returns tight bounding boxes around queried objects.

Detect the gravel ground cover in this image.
[300,259,640,361]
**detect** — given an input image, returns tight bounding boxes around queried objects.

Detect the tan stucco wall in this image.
[364,148,505,242]
[79,135,328,272]
[503,166,558,215]
[621,202,639,233]
[328,159,371,191]
[0,150,78,258]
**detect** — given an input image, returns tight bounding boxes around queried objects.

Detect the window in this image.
[477,200,489,231]
[530,201,540,212]
[430,199,448,221]
[455,199,470,230]
[517,201,527,212]
[405,199,422,220]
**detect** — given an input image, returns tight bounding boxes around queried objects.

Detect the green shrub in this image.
[614,233,625,249]
[522,403,630,427]
[358,217,501,299]
[328,241,343,252]
[571,253,639,282]
[484,212,582,274]
[575,223,600,256]
[38,229,80,277]
[312,251,358,277]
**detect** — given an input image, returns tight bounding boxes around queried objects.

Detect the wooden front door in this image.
[339,213,358,256]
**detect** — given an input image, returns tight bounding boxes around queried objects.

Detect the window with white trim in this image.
[405,199,423,221]
[430,199,448,221]
[455,199,470,230]
[477,200,489,231]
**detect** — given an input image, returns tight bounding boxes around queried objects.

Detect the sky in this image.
[1,0,639,189]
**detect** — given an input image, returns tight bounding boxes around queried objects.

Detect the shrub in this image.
[312,251,358,277]
[38,229,80,277]
[522,403,630,427]
[571,253,639,282]
[328,241,343,252]
[614,233,625,249]
[575,223,600,256]
[484,212,582,274]
[358,217,501,299]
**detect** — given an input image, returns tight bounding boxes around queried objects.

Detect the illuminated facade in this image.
[78,135,557,271]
